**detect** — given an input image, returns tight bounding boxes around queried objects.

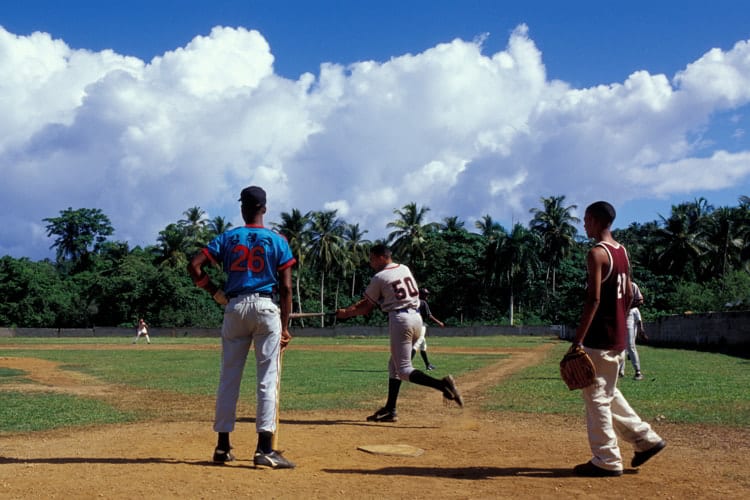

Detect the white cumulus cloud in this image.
[1,24,750,259]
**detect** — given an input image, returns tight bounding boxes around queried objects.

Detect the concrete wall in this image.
[646,311,750,348]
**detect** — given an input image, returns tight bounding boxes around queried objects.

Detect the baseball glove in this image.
[560,345,596,390]
[636,327,649,343]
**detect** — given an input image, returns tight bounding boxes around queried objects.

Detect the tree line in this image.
[2,195,749,329]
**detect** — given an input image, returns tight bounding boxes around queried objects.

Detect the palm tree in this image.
[495,223,541,325]
[179,206,207,230]
[475,214,504,240]
[206,216,233,239]
[273,209,311,315]
[736,196,750,270]
[156,223,190,268]
[342,223,371,297]
[529,195,579,293]
[387,203,439,267]
[474,215,507,289]
[179,206,209,255]
[306,210,346,324]
[704,206,743,281]
[655,200,712,280]
[440,216,465,232]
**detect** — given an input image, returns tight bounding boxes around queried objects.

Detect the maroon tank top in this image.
[584,242,629,351]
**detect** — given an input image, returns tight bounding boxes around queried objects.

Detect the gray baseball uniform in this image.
[364,263,422,380]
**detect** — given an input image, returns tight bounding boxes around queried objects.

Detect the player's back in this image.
[367,263,420,312]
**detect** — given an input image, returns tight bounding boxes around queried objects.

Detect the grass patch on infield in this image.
[0,391,134,432]
[0,367,29,383]
[485,342,750,427]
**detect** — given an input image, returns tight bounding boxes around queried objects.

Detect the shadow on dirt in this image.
[237,415,439,429]
[323,465,639,479]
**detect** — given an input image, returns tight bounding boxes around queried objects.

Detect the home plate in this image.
[357,444,424,457]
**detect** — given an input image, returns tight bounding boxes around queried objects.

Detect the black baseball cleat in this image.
[632,439,666,467]
[426,364,436,371]
[442,375,464,408]
[366,407,398,422]
[573,460,623,477]
[212,447,235,464]
[253,450,296,469]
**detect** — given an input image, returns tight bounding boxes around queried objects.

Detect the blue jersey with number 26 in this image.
[203,225,296,296]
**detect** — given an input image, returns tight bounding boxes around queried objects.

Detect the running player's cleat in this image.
[212,447,235,464]
[366,407,398,422]
[442,375,463,408]
[253,450,296,469]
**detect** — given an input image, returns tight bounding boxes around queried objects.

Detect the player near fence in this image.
[570,201,666,477]
[187,185,296,469]
[411,288,444,370]
[132,318,150,344]
[620,282,645,380]
[335,244,463,423]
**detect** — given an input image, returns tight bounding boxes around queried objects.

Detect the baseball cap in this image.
[239,186,266,207]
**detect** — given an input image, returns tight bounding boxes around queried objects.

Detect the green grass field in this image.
[1,336,748,433]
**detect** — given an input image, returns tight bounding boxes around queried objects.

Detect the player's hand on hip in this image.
[280,329,292,351]
[212,289,229,306]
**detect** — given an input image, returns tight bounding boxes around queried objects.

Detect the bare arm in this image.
[336,298,376,319]
[429,314,445,327]
[573,246,606,346]
[635,309,647,340]
[186,251,227,304]
[278,266,293,349]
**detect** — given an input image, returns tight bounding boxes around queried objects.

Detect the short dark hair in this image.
[370,243,392,258]
[239,186,266,221]
[241,203,264,221]
[586,201,616,226]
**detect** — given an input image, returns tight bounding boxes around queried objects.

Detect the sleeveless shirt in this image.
[584,241,629,351]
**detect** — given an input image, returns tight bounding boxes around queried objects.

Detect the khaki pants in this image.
[581,347,662,471]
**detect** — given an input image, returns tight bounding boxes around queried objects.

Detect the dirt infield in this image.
[1,342,748,499]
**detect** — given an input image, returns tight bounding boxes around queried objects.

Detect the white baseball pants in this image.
[388,309,423,380]
[214,295,281,434]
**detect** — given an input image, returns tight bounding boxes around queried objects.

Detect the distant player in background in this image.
[336,244,463,423]
[133,318,150,344]
[187,185,296,469]
[412,288,444,370]
[620,282,645,380]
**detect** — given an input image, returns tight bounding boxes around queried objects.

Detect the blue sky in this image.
[2,0,750,259]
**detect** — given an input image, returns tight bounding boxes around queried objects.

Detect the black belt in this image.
[226,291,274,299]
[394,307,417,313]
